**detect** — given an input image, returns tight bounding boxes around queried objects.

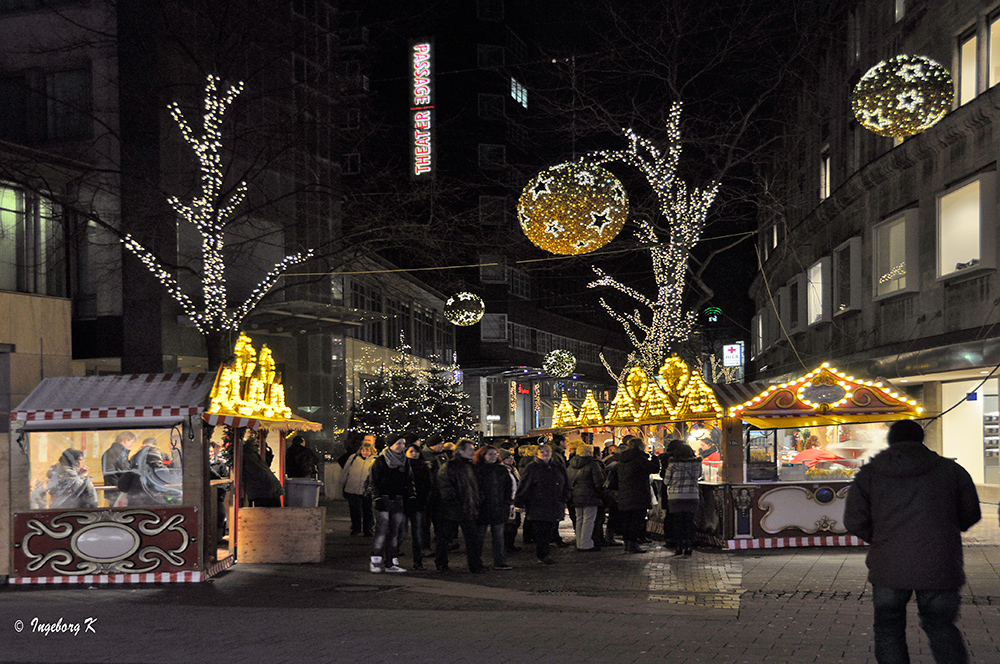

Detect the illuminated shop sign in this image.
[411,40,434,179]
[723,342,744,368]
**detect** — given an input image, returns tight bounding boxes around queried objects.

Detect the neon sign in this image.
[411,41,434,178]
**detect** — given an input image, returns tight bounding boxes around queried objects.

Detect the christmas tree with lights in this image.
[424,368,477,442]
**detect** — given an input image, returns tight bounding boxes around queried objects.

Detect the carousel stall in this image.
[708,363,926,549]
[8,373,221,584]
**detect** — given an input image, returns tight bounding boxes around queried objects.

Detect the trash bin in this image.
[284,477,323,507]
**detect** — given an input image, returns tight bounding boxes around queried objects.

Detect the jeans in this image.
[346,492,373,535]
[435,519,480,570]
[371,507,407,562]
[407,510,426,565]
[476,522,507,568]
[872,586,968,664]
[574,505,598,549]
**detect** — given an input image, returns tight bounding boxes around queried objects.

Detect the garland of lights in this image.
[585,103,720,380]
[543,349,576,378]
[852,55,953,138]
[123,75,313,335]
[517,162,629,255]
[444,292,486,326]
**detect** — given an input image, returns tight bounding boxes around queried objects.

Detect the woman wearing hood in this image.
[664,442,703,556]
[47,448,98,509]
[473,445,514,570]
[368,436,415,574]
[567,442,606,552]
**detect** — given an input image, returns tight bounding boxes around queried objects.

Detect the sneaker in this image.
[493,565,513,571]
[385,564,407,573]
[537,557,555,565]
[369,559,383,574]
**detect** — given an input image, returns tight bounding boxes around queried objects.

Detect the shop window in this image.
[819,146,831,201]
[833,236,862,314]
[937,173,997,279]
[807,257,831,326]
[991,14,1000,87]
[29,428,183,509]
[960,31,978,105]
[874,209,918,299]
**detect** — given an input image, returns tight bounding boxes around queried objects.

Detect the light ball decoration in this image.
[517,161,629,255]
[444,292,485,326]
[543,349,577,377]
[851,55,953,138]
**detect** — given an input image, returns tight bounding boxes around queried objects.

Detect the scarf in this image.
[382,445,406,470]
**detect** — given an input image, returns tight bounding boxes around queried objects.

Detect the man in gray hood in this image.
[844,419,981,664]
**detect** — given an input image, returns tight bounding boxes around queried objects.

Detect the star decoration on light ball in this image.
[444,292,485,326]
[543,349,577,378]
[851,55,953,138]
[518,162,628,255]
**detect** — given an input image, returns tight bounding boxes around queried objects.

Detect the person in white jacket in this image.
[341,436,377,536]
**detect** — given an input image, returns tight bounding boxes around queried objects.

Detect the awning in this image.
[202,412,322,432]
[12,374,213,427]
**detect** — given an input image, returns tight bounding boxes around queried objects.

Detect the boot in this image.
[625,541,646,554]
[369,556,383,573]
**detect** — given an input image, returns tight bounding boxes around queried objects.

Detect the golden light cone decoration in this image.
[518,161,629,255]
[209,332,292,420]
[851,55,953,138]
[639,380,672,422]
[577,390,605,426]
[552,394,578,428]
[671,369,724,420]
[605,366,648,424]
[657,355,690,411]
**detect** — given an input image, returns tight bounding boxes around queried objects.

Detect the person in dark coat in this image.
[241,440,284,507]
[434,439,481,572]
[47,449,98,509]
[101,431,136,507]
[844,419,981,664]
[368,436,414,574]
[616,436,660,553]
[514,444,570,564]
[498,448,521,553]
[567,442,606,551]
[473,445,514,570]
[285,435,322,478]
[404,442,433,570]
[422,434,449,544]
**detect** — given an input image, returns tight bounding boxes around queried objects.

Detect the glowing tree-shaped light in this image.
[444,292,485,326]
[543,349,577,378]
[123,75,312,338]
[586,103,719,380]
[852,55,953,138]
[552,394,578,428]
[577,390,605,426]
[518,162,629,255]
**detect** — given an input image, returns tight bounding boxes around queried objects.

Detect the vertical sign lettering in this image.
[411,40,434,179]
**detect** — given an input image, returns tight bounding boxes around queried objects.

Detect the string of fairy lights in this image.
[123,75,312,335]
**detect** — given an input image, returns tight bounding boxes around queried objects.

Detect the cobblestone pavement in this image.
[1,500,997,664]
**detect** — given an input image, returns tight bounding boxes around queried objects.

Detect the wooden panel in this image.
[237,507,325,564]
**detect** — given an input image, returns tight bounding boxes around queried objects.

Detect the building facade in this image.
[752,0,1000,498]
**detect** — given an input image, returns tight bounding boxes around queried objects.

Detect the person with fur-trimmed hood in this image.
[567,441,606,552]
[434,439,481,572]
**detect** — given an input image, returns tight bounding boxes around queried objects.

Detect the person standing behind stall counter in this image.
[286,435,322,478]
[101,431,136,506]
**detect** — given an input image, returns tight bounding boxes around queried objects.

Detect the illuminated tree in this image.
[586,104,719,381]
[122,75,313,367]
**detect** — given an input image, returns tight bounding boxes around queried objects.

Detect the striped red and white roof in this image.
[11,373,212,422]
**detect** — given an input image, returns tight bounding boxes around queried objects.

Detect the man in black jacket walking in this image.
[844,419,981,664]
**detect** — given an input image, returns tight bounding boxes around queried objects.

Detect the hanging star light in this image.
[123,75,313,335]
[851,55,953,138]
[444,292,485,326]
[518,162,628,255]
[586,103,720,379]
[543,349,577,378]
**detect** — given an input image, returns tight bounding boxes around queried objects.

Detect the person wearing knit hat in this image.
[368,436,415,574]
[845,419,981,663]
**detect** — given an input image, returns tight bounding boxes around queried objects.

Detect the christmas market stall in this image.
[8,373,221,584]
[202,332,323,565]
[712,363,926,550]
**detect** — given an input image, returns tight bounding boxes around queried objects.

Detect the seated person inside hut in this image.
[47,448,99,509]
[116,437,183,506]
[791,435,846,469]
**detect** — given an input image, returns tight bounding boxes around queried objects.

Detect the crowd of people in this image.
[336,431,707,574]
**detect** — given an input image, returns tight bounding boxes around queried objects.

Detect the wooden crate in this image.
[237,507,325,563]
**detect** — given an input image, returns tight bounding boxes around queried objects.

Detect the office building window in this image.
[479,196,507,226]
[751,313,762,359]
[477,44,504,69]
[960,32,978,105]
[807,257,831,326]
[0,183,65,296]
[820,146,831,200]
[341,153,360,174]
[874,212,912,297]
[510,77,528,109]
[478,93,504,120]
[833,237,861,314]
[0,68,91,142]
[478,144,505,168]
[477,0,503,21]
[991,14,1000,87]
[895,0,905,22]
[480,314,508,341]
[937,174,996,278]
